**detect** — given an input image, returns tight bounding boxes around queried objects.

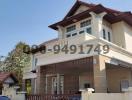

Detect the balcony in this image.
[46,32,96,50]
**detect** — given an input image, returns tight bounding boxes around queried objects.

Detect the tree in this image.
[2,42,31,87]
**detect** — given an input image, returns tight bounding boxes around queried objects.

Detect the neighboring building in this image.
[0,72,18,94]
[23,0,132,94]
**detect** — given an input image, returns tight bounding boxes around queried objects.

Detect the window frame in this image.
[72,33,77,36]
[66,25,76,33]
[80,19,91,28]
[102,25,113,42]
[66,34,71,38]
[86,27,92,34]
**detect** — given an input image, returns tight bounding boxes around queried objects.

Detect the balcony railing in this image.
[45,32,96,50]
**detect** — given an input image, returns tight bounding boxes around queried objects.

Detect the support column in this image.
[36,66,46,94]
[31,78,35,94]
[45,75,48,94]
[57,74,60,94]
[90,12,107,38]
[57,26,65,39]
[36,66,41,94]
[93,55,108,93]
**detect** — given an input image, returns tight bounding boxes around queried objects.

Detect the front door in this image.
[51,75,64,94]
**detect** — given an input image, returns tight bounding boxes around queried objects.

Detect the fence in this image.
[26,94,81,100]
[81,88,132,100]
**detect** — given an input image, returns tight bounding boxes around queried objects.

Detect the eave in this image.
[49,4,118,30]
[49,4,132,30]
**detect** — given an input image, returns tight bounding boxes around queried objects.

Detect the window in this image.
[120,80,129,92]
[108,32,111,42]
[84,83,90,89]
[86,27,92,34]
[35,58,38,66]
[80,20,91,28]
[103,29,106,39]
[72,33,77,36]
[66,34,71,38]
[79,30,84,34]
[66,25,76,32]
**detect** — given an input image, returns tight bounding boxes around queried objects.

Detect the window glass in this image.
[35,58,38,66]
[66,25,76,32]
[72,33,77,36]
[80,20,91,28]
[121,80,129,92]
[84,83,90,88]
[86,27,92,34]
[108,32,111,42]
[66,34,71,38]
[79,30,84,34]
[103,29,106,39]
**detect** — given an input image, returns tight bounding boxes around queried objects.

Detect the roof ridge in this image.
[63,0,96,20]
[78,0,96,6]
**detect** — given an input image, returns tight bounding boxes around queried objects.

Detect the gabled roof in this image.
[63,0,96,19]
[49,0,132,30]
[0,72,18,83]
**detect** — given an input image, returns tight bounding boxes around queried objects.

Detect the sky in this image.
[0,0,132,56]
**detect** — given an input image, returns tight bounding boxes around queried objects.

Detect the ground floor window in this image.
[120,80,129,92]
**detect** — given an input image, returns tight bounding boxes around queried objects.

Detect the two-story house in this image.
[23,0,132,95]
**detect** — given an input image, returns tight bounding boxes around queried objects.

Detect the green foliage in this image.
[1,42,31,87]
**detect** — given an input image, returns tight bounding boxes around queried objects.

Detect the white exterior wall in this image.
[82,93,124,100]
[34,38,132,67]
[112,21,126,48]
[82,92,132,100]
[111,21,132,53]
[31,5,132,68]
[24,10,132,81]
[35,34,98,66]
[2,85,26,100]
[123,22,132,53]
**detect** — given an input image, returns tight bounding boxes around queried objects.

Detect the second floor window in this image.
[108,32,111,42]
[102,29,112,42]
[103,29,106,39]
[80,20,91,28]
[72,33,77,36]
[66,25,76,33]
